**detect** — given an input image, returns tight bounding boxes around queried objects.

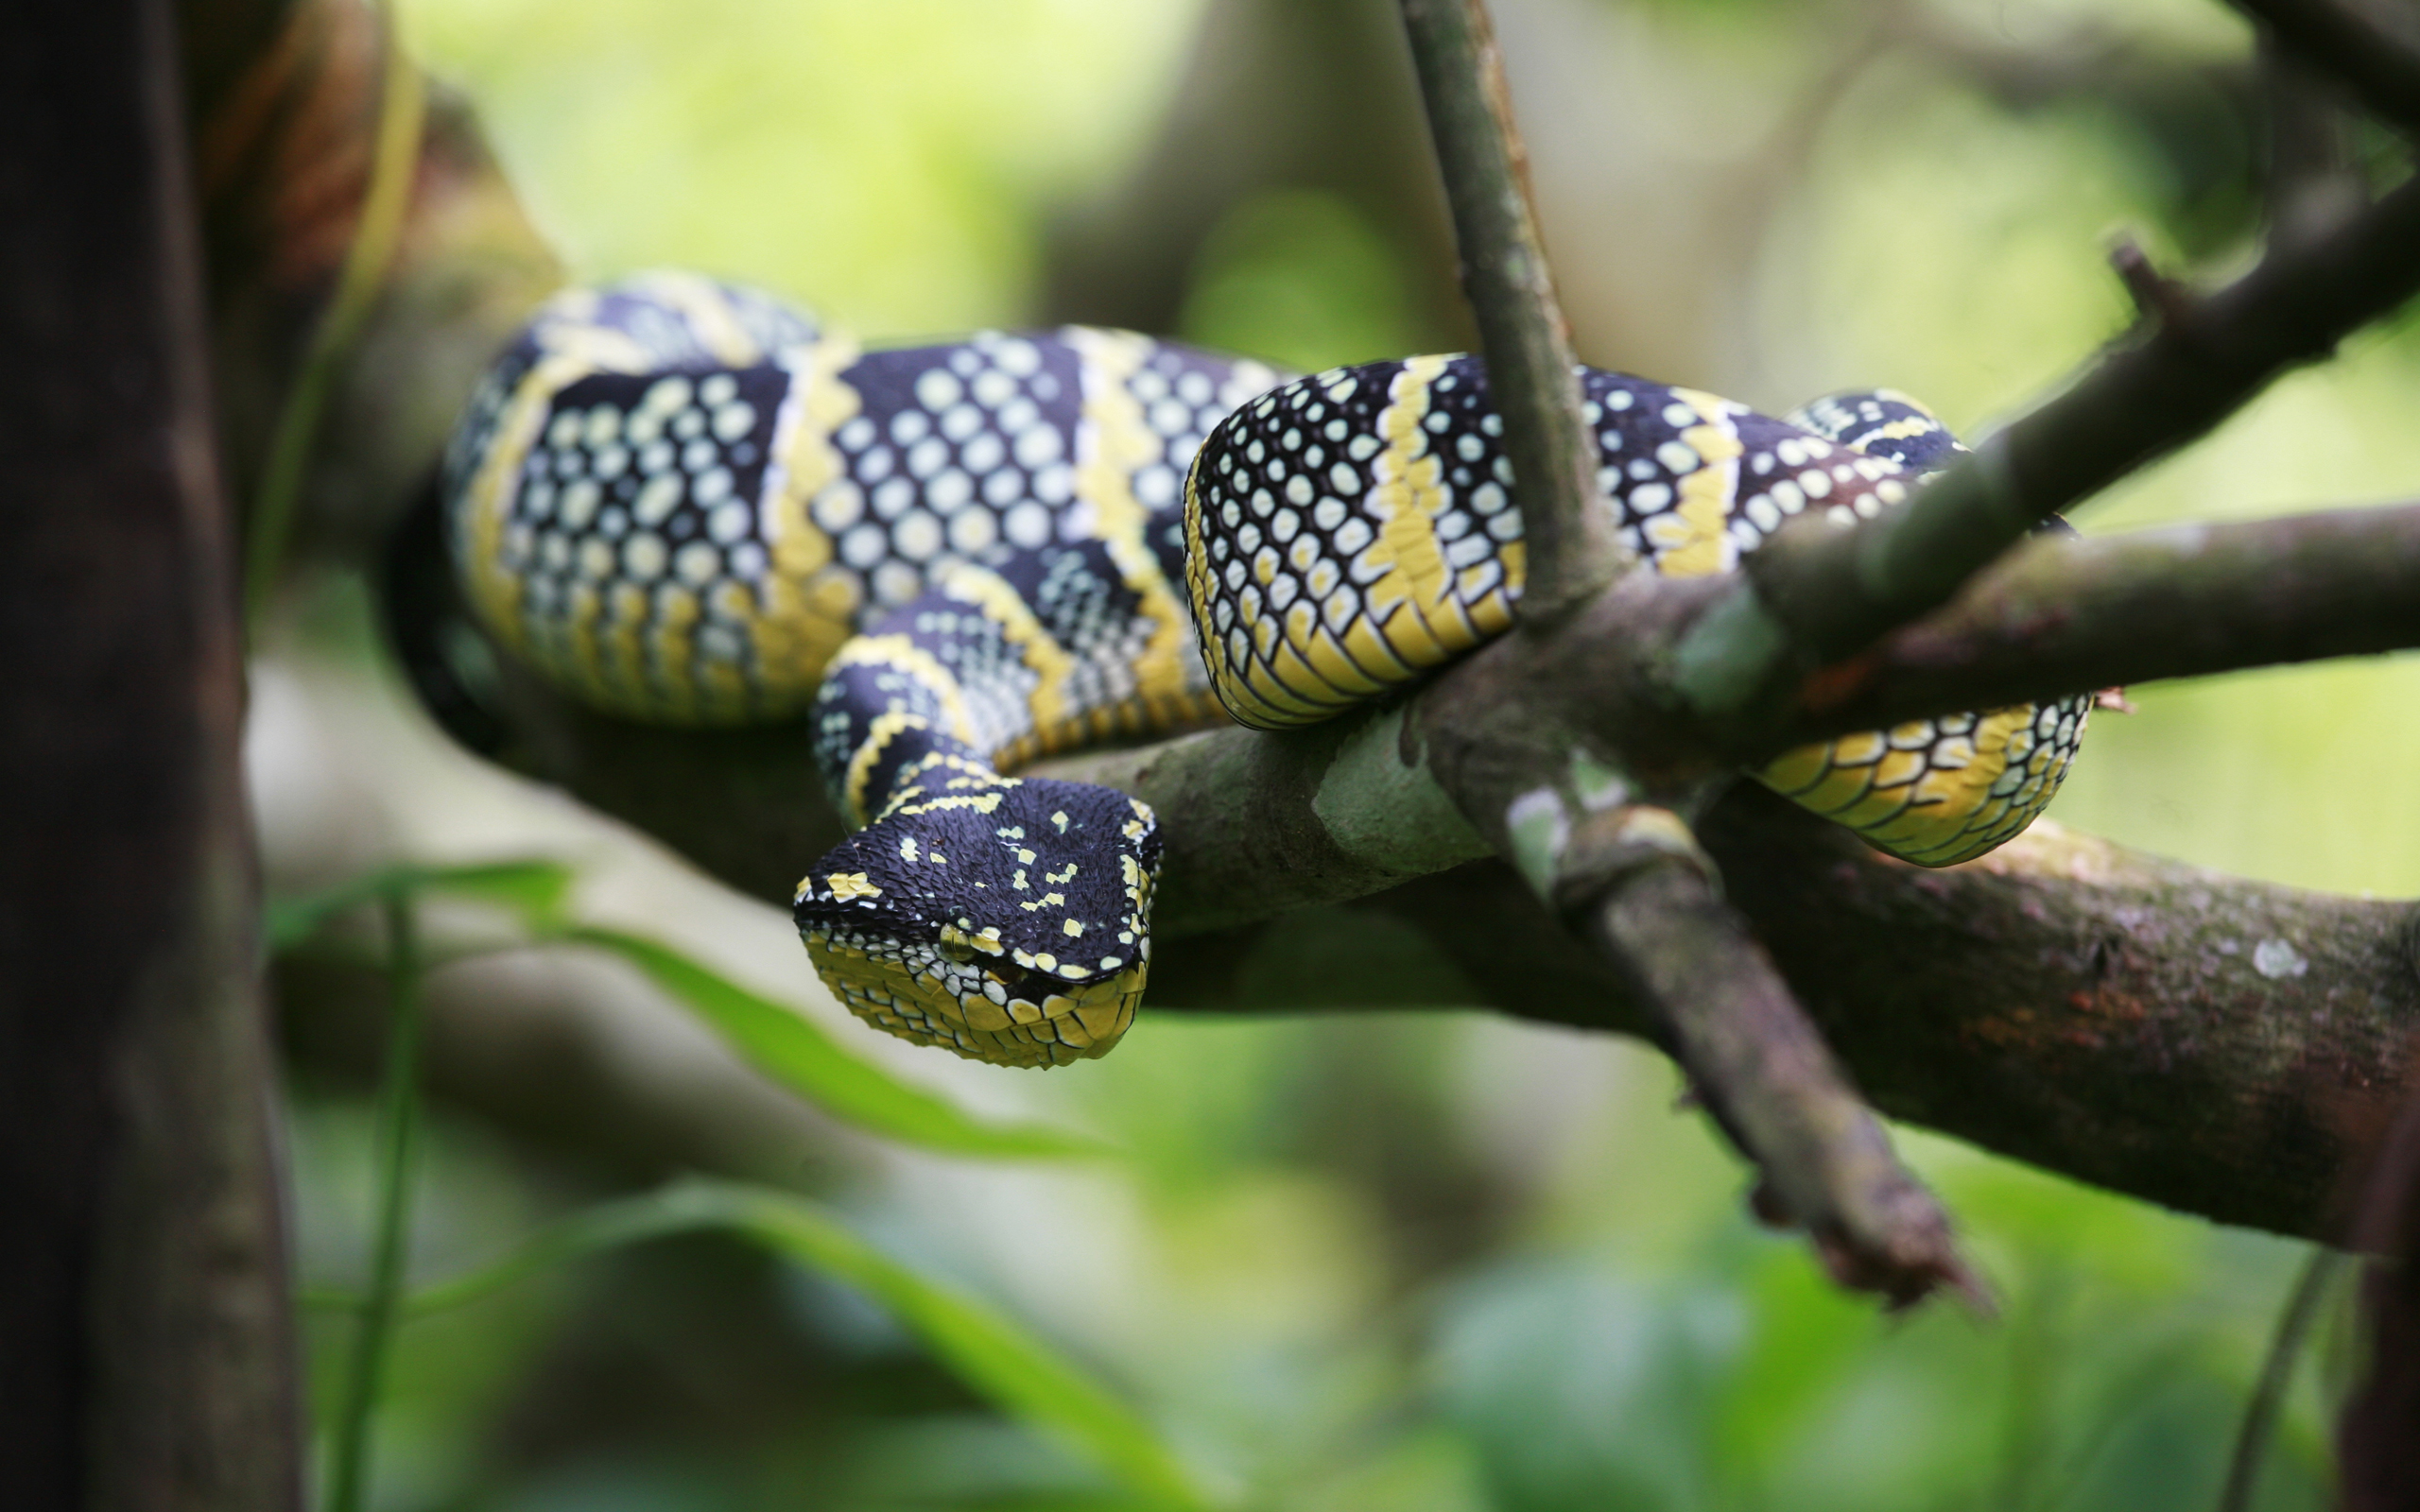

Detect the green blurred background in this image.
[258,0,2420,1505]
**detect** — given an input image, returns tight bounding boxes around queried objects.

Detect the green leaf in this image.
[310,1183,1212,1509]
[300,1193,731,1319]
[413,858,579,930]
[557,925,1112,1160]
[266,858,577,953]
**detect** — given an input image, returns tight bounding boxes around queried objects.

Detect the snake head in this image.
[792,774,1161,1068]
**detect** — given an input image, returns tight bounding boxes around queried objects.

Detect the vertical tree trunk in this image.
[0,1,302,1507]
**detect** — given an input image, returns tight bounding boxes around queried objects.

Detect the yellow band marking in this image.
[840,708,933,827]
[1064,327,1196,708]
[1358,356,1473,668]
[627,270,767,367]
[1655,387,1746,579]
[749,334,863,710]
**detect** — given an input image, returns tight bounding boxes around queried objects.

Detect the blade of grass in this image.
[322,885,428,1512]
[274,866,1103,1158]
[266,858,575,953]
[2218,1245,2349,1512]
[314,1181,1211,1510]
[558,925,1112,1160]
[242,0,426,628]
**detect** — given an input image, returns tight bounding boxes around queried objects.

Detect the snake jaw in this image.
[792,778,1161,1068]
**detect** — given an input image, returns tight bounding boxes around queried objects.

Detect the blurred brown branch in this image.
[7,0,301,1503]
[2231,0,2420,136]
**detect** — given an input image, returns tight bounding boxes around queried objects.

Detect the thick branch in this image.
[1397,0,1623,616]
[1138,796,2420,1243]
[2232,0,2420,136]
[1675,164,2420,727]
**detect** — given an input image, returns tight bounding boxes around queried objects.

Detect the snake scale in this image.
[442,273,2089,1069]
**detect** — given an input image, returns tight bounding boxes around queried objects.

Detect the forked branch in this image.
[1397,0,1973,1304]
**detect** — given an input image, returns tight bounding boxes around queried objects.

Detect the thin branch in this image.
[1566,839,1978,1310]
[2259,37,2368,253]
[1775,501,2420,747]
[1397,0,1625,618]
[2231,0,2420,137]
[1674,165,2420,727]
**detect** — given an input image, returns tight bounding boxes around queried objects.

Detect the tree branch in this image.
[1674,163,2420,730]
[5,0,301,1502]
[1353,0,1972,1303]
[1396,0,1624,617]
[1144,792,2420,1243]
[1780,501,2420,743]
[1567,842,1979,1307]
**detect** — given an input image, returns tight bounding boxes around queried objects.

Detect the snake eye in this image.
[935,936,977,965]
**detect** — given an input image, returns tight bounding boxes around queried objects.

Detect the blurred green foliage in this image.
[276,0,2420,1504]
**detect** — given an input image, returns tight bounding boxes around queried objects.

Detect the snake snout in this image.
[791,777,1162,1067]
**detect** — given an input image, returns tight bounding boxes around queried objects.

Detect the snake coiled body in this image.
[444,275,2088,1069]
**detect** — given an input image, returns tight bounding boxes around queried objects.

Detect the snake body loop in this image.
[444,276,2089,1069]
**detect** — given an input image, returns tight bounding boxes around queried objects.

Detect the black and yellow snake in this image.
[441,273,2088,1068]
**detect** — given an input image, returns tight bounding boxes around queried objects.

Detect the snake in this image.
[441,272,2088,1069]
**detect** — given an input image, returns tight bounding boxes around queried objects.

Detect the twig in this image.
[242,2,424,629]
[1564,831,1979,1310]
[1397,0,1625,618]
[2218,1244,2350,1512]
[2108,234,2197,328]
[323,887,425,1512]
[2231,0,2420,137]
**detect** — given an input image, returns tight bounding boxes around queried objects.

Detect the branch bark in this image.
[1142,791,2420,1243]
[2,0,301,1505]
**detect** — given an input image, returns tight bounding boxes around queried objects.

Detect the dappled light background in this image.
[251,0,2420,1505]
